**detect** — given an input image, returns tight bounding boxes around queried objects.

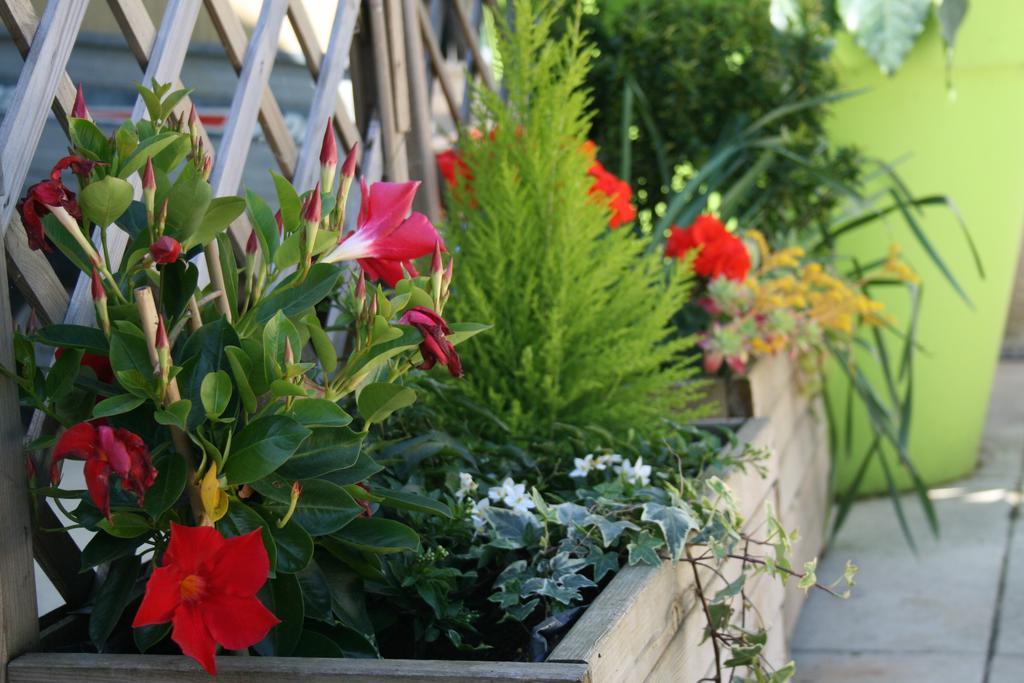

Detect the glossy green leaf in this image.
[68,118,111,160]
[254,573,303,656]
[246,263,341,326]
[97,512,152,539]
[253,504,314,574]
[224,346,258,414]
[200,370,233,419]
[290,398,352,427]
[357,383,417,425]
[80,175,134,228]
[143,451,187,519]
[92,393,146,419]
[47,347,83,399]
[80,532,142,571]
[252,477,361,536]
[222,415,311,485]
[89,555,141,652]
[277,427,362,480]
[376,489,452,519]
[35,324,109,354]
[119,131,180,178]
[190,196,246,249]
[153,399,191,430]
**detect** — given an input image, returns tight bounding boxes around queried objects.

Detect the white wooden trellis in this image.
[0,0,494,679]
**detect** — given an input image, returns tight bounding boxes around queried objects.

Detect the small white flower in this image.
[470,498,490,530]
[596,453,623,468]
[569,454,598,478]
[455,472,477,501]
[487,478,536,513]
[488,476,514,502]
[615,457,652,487]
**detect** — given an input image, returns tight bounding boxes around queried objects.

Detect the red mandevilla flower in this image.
[400,306,463,378]
[150,236,182,264]
[322,180,443,287]
[132,524,279,675]
[436,148,471,188]
[16,168,85,252]
[51,422,157,520]
[665,214,751,281]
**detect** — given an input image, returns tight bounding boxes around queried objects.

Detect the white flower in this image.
[615,457,652,487]
[596,453,623,468]
[455,472,477,501]
[569,454,599,478]
[470,498,490,530]
[488,477,535,513]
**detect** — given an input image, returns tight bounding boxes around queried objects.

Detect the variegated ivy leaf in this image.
[583,514,640,548]
[838,0,932,75]
[627,530,665,566]
[798,558,818,592]
[641,501,698,563]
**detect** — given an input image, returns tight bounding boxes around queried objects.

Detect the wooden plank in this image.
[287,0,362,152]
[292,0,359,192]
[385,0,411,133]
[418,2,461,125]
[5,218,69,326]
[403,0,443,222]
[0,0,87,236]
[7,653,590,683]
[203,0,298,178]
[459,0,484,121]
[368,0,408,180]
[0,242,41,674]
[451,0,494,91]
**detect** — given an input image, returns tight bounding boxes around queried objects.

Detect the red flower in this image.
[51,155,103,179]
[51,422,157,520]
[132,524,279,675]
[400,306,463,377]
[436,149,471,188]
[323,180,443,287]
[17,181,81,252]
[150,236,182,264]
[586,159,636,229]
[665,215,751,281]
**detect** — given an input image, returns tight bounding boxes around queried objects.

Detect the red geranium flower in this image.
[665,215,751,281]
[149,236,182,264]
[132,524,279,675]
[322,179,443,287]
[586,158,636,229]
[51,422,157,520]
[400,306,463,377]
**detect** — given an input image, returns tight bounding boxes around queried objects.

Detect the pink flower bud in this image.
[72,84,90,120]
[142,157,156,191]
[355,271,366,300]
[150,236,182,264]
[155,317,169,349]
[341,142,359,179]
[188,104,198,129]
[431,241,443,277]
[284,337,295,365]
[202,155,212,181]
[320,121,338,167]
[246,230,258,255]
[91,267,105,302]
[302,183,322,225]
[274,209,284,236]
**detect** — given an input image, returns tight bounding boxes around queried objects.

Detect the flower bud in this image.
[156,316,171,386]
[354,270,366,314]
[72,84,90,120]
[284,337,295,366]
[143,157,156,225]
[150,236,181,264]
[442,255,454,302]
[277,481,303,528]
[274,209,284,237]
[188,104,199,145]
[202,155,212,181]
[430,241,443,308]
[90,267,106,302]
[302,183,322,269]
[246,229,258,255]
[341,141,359,179]
[319,121,338,194]
[91,267,110,337]
[157,198,169,236]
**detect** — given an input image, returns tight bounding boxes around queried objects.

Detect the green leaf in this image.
[315,553,376,639]
[245,264,341,326]
[837,0,931,75]
[303,315,338,375]
[222,415,311,485]
[143,451,187,518]
[271,171,302,233]
[937,0,968,49]
[262,311,301,384]
[80,175,134,228]
[376,489,452,519]
[178,318,239,429]
[292,630,345,657]
[159,260,199,322]
[641,502,697,563]
[277,427,362,480]
[253,504,314,574]
[246,189,280,263]
[224,346,258,414]
[153,399,191,430]
[164,164,213,242]
[80,533,142,571]
[97,512,152,538]
[333,517,419,554]
[68,118,111,160]
[47,347,83,399]
[133,623,171,653]
[92,393,146,419]
[357,383,417,425]
[290,399,352,427]
[627,530,664,566]
[119,131,180,178]
[114,121,138,163]
[446,322,493,346]
[217,499,278,575]
[254,573,304,656]
[109,330,155,386]
[252,477,361,536]
[89,555,141,652]
[271,379,309,398]
[319,452,383,486]
[35,324,109,354]
[190,196,246,249]
[200,370,233,419]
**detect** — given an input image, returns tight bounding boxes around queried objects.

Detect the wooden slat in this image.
[403,0,443,222]
[418,2,461,125]
[452,0,494,91]
[458,0,484,121]
[8,653,590,683]
[5,218,68,326]
[287,0,362,152]
[0,0,87,236]
[203,0,298,178]
[292,0,359,192]
[368,0,408,180]
[385,0,411,133]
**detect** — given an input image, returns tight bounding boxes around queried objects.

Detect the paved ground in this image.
[791,362,1024,682]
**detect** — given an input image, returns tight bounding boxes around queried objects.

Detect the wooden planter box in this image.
[10,356,829,683]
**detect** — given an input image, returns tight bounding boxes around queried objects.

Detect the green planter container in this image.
[827,6,1024,494]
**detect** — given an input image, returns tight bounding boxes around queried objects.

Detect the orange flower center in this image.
[179,574,206,603]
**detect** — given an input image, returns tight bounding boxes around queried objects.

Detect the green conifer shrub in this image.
[440,0,705,438]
